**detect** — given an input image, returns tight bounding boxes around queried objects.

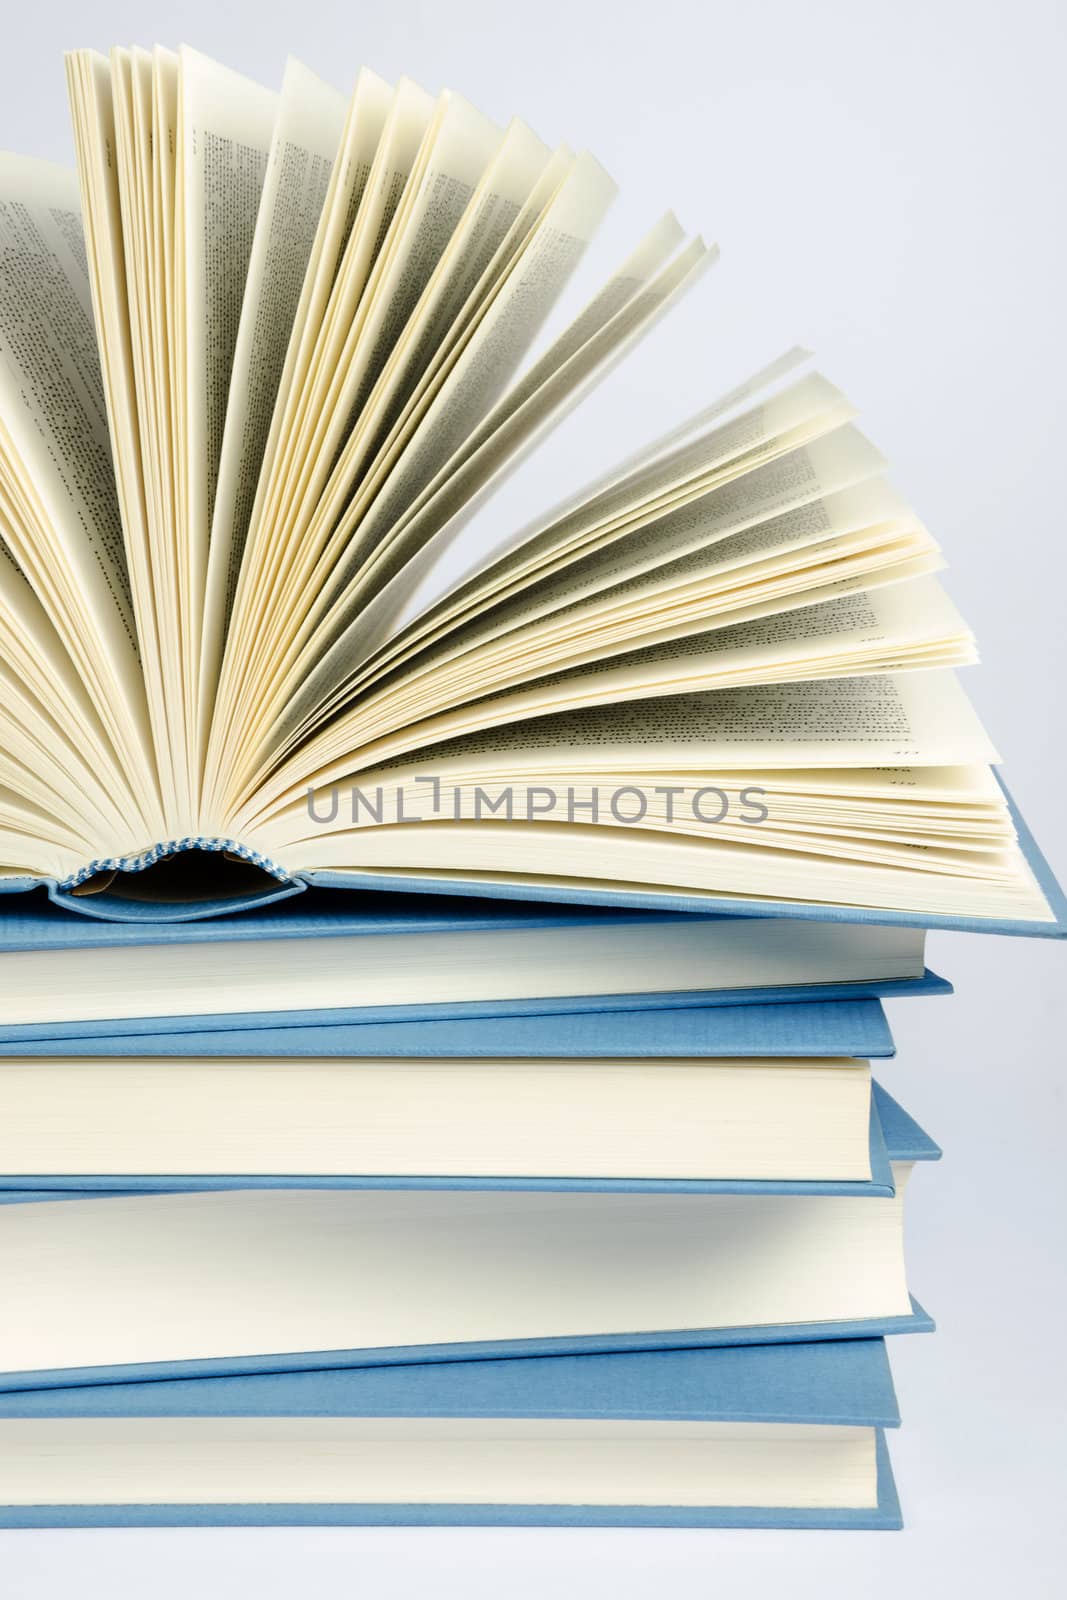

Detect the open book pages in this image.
[0,46,1054,922]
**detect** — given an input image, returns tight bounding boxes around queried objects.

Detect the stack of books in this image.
[0,45,1063,1529]
[0,882,1062,1529]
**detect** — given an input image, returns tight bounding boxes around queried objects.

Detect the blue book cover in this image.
[0,1333,902,1422]
[0,996,899,1058]
[0,1080,936,1200]
[0,1339,903,1529]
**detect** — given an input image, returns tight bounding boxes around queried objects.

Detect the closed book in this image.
[0,1073,930,1200]
[0,1337,905,1528]
[0,1086,937,1391]
[0,891,943,1035]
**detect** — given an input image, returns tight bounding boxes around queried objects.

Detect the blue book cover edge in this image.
[0,1337,901,1424]
[0,996,898,1058]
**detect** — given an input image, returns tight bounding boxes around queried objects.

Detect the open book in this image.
[0,46,1059,926]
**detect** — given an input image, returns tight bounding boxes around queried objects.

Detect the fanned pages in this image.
[0,44,1058,926]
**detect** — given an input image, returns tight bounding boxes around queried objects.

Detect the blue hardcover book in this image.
[0,1080,934,1201]
[0,889,950,1037]
[0,1086,935,1392]
[0,1011,913,1198]
[0,1338,904,1529]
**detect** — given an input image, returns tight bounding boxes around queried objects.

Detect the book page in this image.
[277,819,1052,922]
[345,120,562,471]
[480,345,816,555]
[378,420,888,696]
[0,153,160,836]
[0,159,135,648]
[230,74,435,613]
[251,670,1049,922]
[458,423,886,636]
[211,122,562,796]
[0,659,124,858]
[387,670,999,770]
[208,67,395,783]
[246,574,966,826]
[107,47,189,817]
[177,45,277,740]
[336,346,816,691]
[198,58,346,748]
[336,578,970,763]
[251,221,709,780]
[308,91,505,474]
[310,145,617,601]
[408,516,935,695]
[312,534,943,770]
[0,829,81,882]
[240,669,1000,863]
[282,341,836,736]
[249,67,394,516]
[218,90,512,740]
[288,116,560,615]
[324,226,709,654]
[209,140,635,808]
[151,46,184,807]
[253,148,618,719]
[284,757,1008,836]
[0,543,136,841]
[67,50,180,811]
[203,74,434,809]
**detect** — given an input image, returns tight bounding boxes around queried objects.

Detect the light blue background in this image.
[1,0,1065,1593]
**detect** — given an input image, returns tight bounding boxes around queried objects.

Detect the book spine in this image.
[59,838,292,890]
